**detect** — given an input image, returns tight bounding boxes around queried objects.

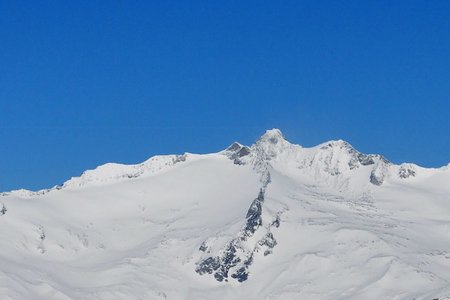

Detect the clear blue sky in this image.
[1,1,449,191]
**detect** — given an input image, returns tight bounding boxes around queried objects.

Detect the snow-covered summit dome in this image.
[252,128,293,159]
[257,128,286,144]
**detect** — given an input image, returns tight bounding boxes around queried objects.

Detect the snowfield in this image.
[1,129,450,300]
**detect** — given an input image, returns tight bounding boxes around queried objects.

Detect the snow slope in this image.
[1,129,450,299]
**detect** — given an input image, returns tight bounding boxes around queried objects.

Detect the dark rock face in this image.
[223,142,251,165]
[244,189,264,235]
[236,147,250,158]
[226,142,242,152]
[196,187,278,283]
[348,151,378,170]
[233,147,251,165]
[357,154,376,166]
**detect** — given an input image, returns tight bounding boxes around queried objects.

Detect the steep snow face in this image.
[1,129,450,300]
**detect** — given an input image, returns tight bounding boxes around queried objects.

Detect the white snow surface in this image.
[1,129,450,299]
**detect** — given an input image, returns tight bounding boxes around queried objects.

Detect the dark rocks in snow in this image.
[399,165,416,179]
[370,162,388,186]
[214,243,242,281]
[225,143,250,159]
[221,242,239,266]
[196,241,243,282]
[199,241,209,252]
[356,153,376,166]
[258,232,277,256]
[348,151,378,170]
[196,187,277,283]
[223,142,251,165]
[370,171,384,186]
[262,171,271,187]
[37,225,46,241]
[196,257,220,275]
[258,232,277,249]
[328,168,341,176]
[230,256,253,282]
[174,154,187,163]
[271,215,281,228]
[36,225,46,254]
[233,147,251,165]
[197,239,243,282]
[0,204,6,215]
[231,267,248,282]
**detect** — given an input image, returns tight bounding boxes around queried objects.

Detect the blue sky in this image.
[1,1,449,191]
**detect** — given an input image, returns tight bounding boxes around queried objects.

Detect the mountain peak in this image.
[250,129,293,160]
[257,128,287,145]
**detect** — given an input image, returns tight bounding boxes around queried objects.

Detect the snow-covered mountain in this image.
[1,129,450,300]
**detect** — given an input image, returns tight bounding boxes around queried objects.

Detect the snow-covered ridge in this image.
[3,153,188,197]
[62,153,188,189]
